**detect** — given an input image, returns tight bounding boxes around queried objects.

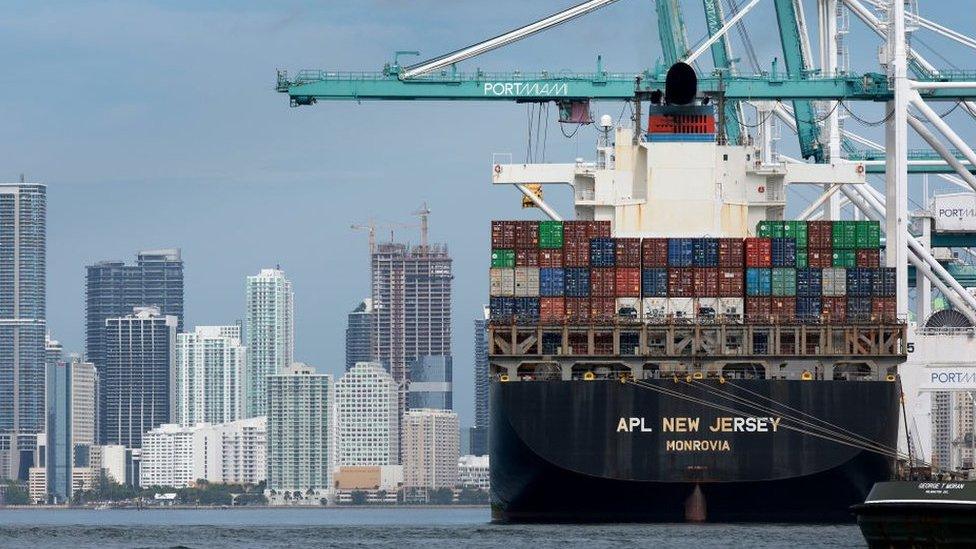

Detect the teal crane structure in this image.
[700,0,744,145]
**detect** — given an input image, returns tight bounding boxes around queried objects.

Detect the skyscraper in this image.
[335,362,398,466]
[101,307,178,448]
[266,363,332,502]
[407,356,453,410]
[0,182,46,481]
[402,408,459,492]
[175,325,246,426]
[470,306,490,456]
[345,299,374,371]
[85,249,184,372]
[44,358,97,503]
[245,268,294,417]
[371,236,452,419]
[86,249,183,445]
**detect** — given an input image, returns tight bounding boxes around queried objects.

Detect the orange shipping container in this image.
[745,238,772,267]
[615,268,641,297]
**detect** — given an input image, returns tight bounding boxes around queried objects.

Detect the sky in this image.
[1,1,974,429]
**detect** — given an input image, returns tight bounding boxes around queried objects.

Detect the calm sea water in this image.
[0,508,866,548]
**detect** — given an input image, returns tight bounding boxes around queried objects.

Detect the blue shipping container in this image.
[539,268,565,297]
[847,268,873,297]
[746,268,772,296]
[490,297,515,320]
[641,268,668,297]
[771,238,797,267]
[515,297,540,321]
[796,296,822,321]
[847,296,872,321]
[668,238,694,267]
[589,237,616,267]
[871,267,896,297]
[564,268,591,297]
[692,238,720,267]
[796,268,823,297]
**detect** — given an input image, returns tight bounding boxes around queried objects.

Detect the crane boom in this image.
[701,0,743,144]
[772,0,823,162]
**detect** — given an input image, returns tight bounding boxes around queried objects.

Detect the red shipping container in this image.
[563,221,588,240]
[807,248,833,269]
[822,297,847,322]
[745,297,771,323]
[718,238,745,267]
[565,297,590,323]
[641,238,669,268]
[590,297,616,322]
[586,221,612,239]
[808,221,833,249]
[667,268,695,297]
[590,268,616,297]
[539,248,564,268]
[718,268,745,297]
[871,297,897,322]
[540,297,566,323]
[563,241,590,267]
[491,221,516,248]
[615,268,641,297]
[856,249,880,268]
[693,267,719,297]
[770,297,796,322]
[614,238,642,267]
[745,238,772,267]
[515,248,539,267]
[515,221,539,249]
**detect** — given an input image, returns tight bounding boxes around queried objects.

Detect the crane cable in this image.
[624,378,908,461]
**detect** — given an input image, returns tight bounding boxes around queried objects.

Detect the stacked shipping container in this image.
[489,219,895,324]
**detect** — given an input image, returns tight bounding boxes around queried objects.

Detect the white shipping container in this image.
[718,297,744,319]
[669,297,695,319]
[489,268,515,297]
[822,267,847,297]
[616,298,641,320]
[514,267,540,297]
[642,297,669,320]
[696,297,719,317]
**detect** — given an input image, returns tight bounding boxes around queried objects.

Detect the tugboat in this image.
[852,480,976,547]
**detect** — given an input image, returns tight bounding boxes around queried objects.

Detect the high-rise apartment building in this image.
[102,307,178,448]
[220,416,267,486]
[335,362,398,466]
[407,356,453,410]
[85,249,183,370]
[0,182,46,481]
[345,299,374,371]
[402,408,459,490]
[44,358,97,503]
[245,268,294,417]
[86,249,183,445]
[931,390,976,471]
[371,238,452,420]
[470,307,490,456]
[175,325,246,426]
[266,363,332,501]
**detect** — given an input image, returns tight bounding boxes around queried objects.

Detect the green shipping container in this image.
[855,220,882,249]
[832,221,857,249]
[784,220,808,248]
[757,220,785,238]
[771,268,797,297]
[491,249,516,268]
[538,221,564,248]
[795,249,808,268]
[832,249,856,267]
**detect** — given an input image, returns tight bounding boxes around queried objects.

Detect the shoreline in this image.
[1,504,489,511]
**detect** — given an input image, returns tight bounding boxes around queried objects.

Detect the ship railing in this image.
[914,326,976,336]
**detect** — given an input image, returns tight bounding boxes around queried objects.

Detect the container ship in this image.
[487,66,907,523]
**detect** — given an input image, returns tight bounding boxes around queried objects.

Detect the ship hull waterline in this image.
[490,378,899,523]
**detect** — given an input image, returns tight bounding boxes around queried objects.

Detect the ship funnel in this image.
[664,62,697,106]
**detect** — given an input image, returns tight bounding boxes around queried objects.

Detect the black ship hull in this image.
[490,379,899,523]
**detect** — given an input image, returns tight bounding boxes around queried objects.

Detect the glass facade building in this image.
[407,355,453,411]
[0,183,46,481]
[344,299,373,371]
[469,307,490,456]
